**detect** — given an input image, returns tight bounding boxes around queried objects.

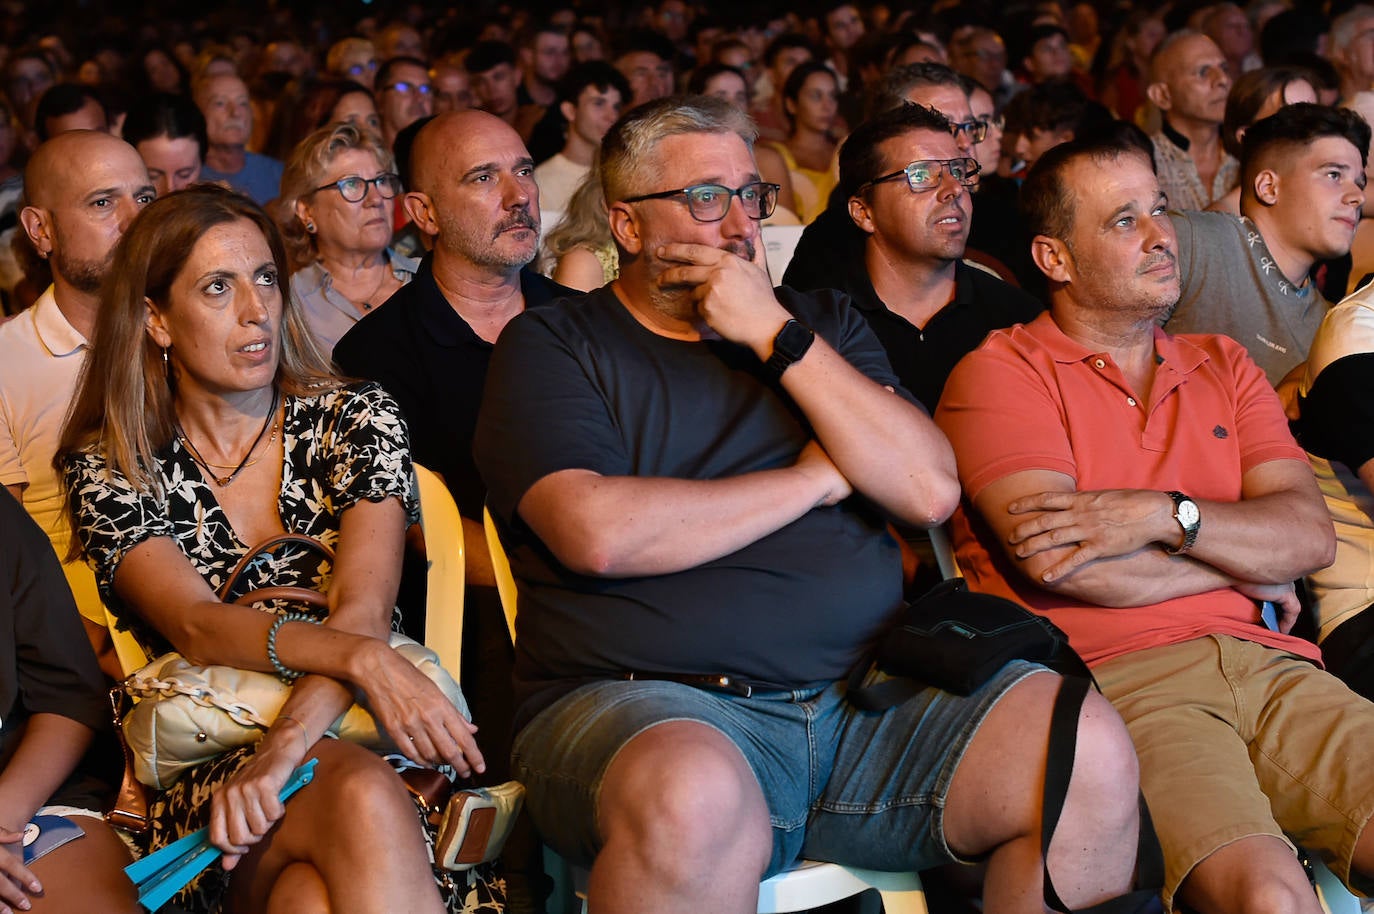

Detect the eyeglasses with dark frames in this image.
[858,158,981,194]
[621,181,781,222]
[381,81,432,96]
[949,119,989,144]
[312,173,403,203]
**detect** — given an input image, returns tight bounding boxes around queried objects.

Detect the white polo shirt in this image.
[0,286,102,624]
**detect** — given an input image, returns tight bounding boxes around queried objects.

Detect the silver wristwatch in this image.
[1165,490,1200,555]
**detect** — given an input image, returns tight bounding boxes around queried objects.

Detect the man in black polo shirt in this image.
[334,109,574,782]
[335,108,569,910]
[782,63,1041,301]
[800,102,1041,412]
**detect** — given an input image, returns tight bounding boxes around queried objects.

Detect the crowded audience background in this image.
[9,0,1374,912]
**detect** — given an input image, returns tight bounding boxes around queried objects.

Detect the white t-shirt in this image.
[534,153,590,224]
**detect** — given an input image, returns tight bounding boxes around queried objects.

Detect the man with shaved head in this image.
[334,107,574,786]
[334,111,568,909]
[0,131,154,674]
[1146,31,1236,211]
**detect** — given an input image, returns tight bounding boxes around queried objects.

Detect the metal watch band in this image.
[1164,490,1200,556]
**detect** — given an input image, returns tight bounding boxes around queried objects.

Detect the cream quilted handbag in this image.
[119,534,468,789]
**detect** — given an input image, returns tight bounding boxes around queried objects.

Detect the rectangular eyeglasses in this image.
[859,158,981,194]
[621,182,781,222]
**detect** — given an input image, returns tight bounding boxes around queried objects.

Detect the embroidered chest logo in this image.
[1214,425,1229,439]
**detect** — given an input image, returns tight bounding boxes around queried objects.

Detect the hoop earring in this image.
[163,346,171,380]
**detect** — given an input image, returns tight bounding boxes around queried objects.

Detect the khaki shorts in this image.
[1095,635,1374,909]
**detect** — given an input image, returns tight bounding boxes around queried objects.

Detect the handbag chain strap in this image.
[123,667,274,728]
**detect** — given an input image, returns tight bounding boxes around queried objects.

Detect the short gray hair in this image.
[600,95,757,204]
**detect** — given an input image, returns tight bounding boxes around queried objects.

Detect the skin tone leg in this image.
[221,740,445,914]
[264,861,329,914]
[588,721,773,914]
[944,673,1140,913]
[1178,836,1323,914]
[1353,823,1374,885]
[16,819,140,914]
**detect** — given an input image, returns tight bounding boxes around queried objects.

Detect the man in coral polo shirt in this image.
[936,133,1374,914]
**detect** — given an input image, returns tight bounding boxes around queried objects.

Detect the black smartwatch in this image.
[766,319,815,379]
[1165,490,1200,555]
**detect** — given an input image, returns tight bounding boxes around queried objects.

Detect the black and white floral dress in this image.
[65,381,505,914]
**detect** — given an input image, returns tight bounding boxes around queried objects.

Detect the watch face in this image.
[1177,500,1200,527]
[775,321,814,359]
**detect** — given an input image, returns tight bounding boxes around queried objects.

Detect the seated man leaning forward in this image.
[935,134,1374,914]
[473,96,1142,913]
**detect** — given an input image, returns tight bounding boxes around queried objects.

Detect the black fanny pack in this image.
[847,577,1163,914]
[847,577,1087,710]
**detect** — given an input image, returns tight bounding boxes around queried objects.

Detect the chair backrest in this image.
[761,223,805,285]
[414,464,464,679]
[928,524,961,581]
[483,506,519,643]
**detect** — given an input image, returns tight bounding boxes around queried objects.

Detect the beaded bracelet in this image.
[267,612,319,682]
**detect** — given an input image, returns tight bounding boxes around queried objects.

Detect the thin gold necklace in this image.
[175,390,281,487]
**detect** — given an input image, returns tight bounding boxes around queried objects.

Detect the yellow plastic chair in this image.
[481,507,928,914]
[483,506,519,643]
[414,463,464,680]
[104,606,150,678]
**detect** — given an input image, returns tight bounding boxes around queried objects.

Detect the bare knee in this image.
[1236,874,1321,914]
[598,721,771,878]
[1182,837,1323,914]
[1038,686,1141,908]
[307,741,415,825]
[1063,690,1139,828]
[1189,864,1320,914]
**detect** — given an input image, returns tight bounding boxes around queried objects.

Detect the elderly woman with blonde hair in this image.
[277,121,418,356]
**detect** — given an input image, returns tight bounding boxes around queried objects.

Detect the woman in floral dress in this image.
[58,185,503,913]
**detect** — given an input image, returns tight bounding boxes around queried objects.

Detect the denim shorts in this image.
[511,660,1044,877]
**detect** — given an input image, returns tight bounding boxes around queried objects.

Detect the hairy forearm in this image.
[779,337,960,527]
[1035,546,1239,607]
[1184,491,1335,583]
[520,465,834,577]
[996,469,1333,602]
[0,714,93,830]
